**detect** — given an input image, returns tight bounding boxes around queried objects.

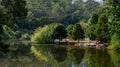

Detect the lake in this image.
[0,42,120,67]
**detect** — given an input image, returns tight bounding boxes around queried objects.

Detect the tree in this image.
[109,33,120,50]
[26,0,100,26]
[103,0,120,49]
[52,24,67,39]
[88,24,97,40]
[87,14,99,40]
[31,23,67,44]
[72,24,85,40]
[2,0,27,18]
[94,14,109,42]
[83,0,99,19]
[0,0,28,52]
[88,13,99,24]
[0,0,28,34]
[66,24,74,36]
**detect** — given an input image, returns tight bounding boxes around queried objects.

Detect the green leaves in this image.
[72,24,85,40]
[66,24,74,36]
[31,23,67,44]
[110,33,120,50]
[1,0,27,18]
[88,13,99,24]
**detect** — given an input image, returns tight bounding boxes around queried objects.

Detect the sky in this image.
[72,0,104,5]
[94,0,104,5]
[95,0,102,2]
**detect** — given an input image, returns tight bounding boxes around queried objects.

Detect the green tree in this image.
[31,23,67,44]
[26,0,100,26]
[88,25,96,40]
[83,0,99,19]
[109,33,120,50]
[87,13,99,40]
[94,14,109,42]
[52,24,67,39]
[66,24,74,36]
[0,0,28,35]
[0,0,28,52]
[72,24,85,40]
[88,13,99,24]
[2,0,27,18]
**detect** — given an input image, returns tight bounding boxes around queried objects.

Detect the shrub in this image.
[31,23,67,44]
[109,33,120,50]
[20,33,30,40]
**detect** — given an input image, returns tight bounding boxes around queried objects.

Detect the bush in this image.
[109,33,120,50]
[66,24,74,36]
[31,23,67,44]
[2,25,16,39]
[72,24,85,40]
[20,33,30,40]
[94,14,109,42]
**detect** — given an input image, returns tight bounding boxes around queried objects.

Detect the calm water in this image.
[0,42,120,67]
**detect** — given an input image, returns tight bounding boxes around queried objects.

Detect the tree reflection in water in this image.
[67,47,85,66]
[83,48,114,67]
[32,45,120,67]
[0,43,120,67]
[51,47,67,62]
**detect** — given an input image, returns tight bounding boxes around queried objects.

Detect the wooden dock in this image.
[55,40,96,44]
[55,40,108,47]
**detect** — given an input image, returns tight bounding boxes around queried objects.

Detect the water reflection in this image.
[51,47,67,62]
[0,43,120,67]
[68,47,85,66]
[84,48,113,67]
[108,50,120,67]
[31,44,120,67]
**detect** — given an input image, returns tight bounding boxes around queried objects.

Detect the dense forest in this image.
[0,0,120,52]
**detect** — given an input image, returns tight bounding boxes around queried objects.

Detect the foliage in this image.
[1,25,16,39]
[31,23,67,44]
[87,24,96,40]
[0,8,13,27]
[88,13,110,42]
[1,0,27,18]
[20,33,30,40]
[83,0,99,19]
[86,0,120,50]
[0,0,28,29]
[88,13,99,24]
[72,24,85,40]
[0,0,28,52]
[25,0,100,27]
[94,13,109,42]
[66,24,74,36]
[87,13,99,40]
[109,33,120,50]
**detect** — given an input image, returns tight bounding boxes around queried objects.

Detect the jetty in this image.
[54,39,108,47]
